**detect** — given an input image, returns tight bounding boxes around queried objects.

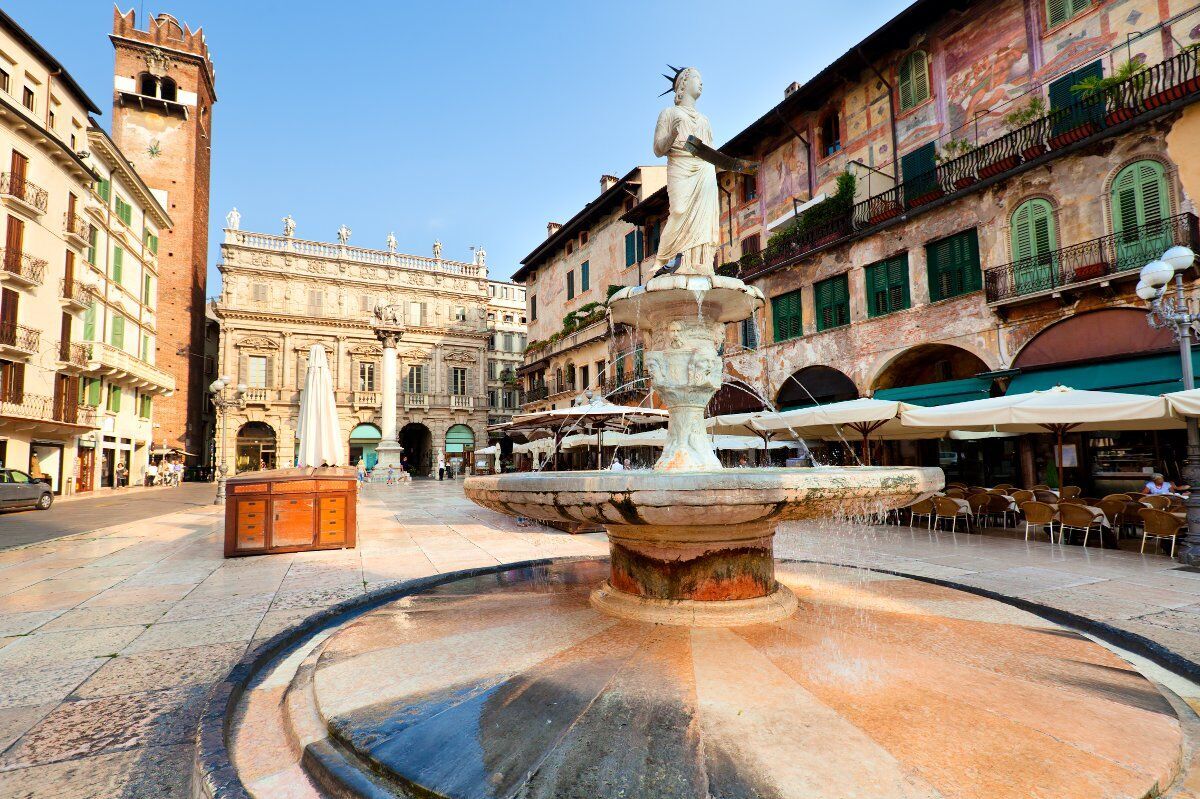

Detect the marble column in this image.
[373,323,405,475]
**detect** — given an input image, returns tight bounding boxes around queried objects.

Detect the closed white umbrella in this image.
[295,344,343,467]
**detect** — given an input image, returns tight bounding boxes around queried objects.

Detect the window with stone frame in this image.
[251,283,268,304]
[451,367,468,396]
[405,364,426,394]
[245,355,269,388]
[488,360,497,380]
[358,361,376,391]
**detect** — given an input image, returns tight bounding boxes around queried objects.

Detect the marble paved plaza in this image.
[6,480,1200,796]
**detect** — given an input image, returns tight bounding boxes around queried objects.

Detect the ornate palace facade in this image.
[212,225,491,476]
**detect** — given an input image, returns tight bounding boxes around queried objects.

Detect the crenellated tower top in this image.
[111,6,215,92]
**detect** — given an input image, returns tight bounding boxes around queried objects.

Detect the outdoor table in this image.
[1081,505,1112,528]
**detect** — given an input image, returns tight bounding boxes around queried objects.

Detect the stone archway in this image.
[348,423,382,470]
[400,423,433,477]
[445,424,475,475]
[776,366,858,410]
[871,344,991,393]
[236,422,276,472]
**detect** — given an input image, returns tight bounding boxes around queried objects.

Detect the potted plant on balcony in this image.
[1003,97,1048,161]
[1073,59,1146,125]
[1145,45,1200,109]
[937,138,977,190]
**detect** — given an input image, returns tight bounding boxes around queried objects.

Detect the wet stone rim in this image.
[191,555,1200,799]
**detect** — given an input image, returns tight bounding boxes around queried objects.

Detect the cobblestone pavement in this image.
[6,482,1200,797]
[0,481,606,798]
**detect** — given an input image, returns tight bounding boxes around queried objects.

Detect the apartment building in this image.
[485,279,527,431]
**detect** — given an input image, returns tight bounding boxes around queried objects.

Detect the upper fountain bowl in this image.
[464,465,942,529]
[608,273,764,327]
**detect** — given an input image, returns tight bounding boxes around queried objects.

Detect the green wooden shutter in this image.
[771,290,803,342]
[898,51,929,111]
[625,232,636,266]
[112,247,123,284]
[110,314,124,349]
[97,178,111,202]
[86,226,97,264]
[82,303,95,340]
[814,275,849,331]
[927,229,980,301]
[581,261,589,291]
[1047,0,1090,28]
[86,377,101,406]
[867,256,910,316]
[902,143,938,201]
[1112,160,1171,266]
[636,230,645,262]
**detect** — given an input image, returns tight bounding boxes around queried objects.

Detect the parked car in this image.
[0,469,53,510]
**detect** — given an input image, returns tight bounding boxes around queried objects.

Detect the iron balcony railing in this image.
[0,173,48,212]
[0,392,98,427]
[58,340,87,367]
[525,385,549,401]
[1,248,47,284]
[63,212,91,241]
[746,48,1200,278]
[984,212,1200,303]
[60,278,95,306]
[0,321,38,352]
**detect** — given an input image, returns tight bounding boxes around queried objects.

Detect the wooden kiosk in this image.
[223,466,357,557]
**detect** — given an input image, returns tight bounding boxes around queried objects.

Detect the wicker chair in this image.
[1032,484,1051,491]
[1059,502,1105,548]
[1095,499,1127,537]
[1060,486,1081,499]
[1143,495,1173,510]
[993,483,1015,492]
[967,493,991,524]
[945,488,966,498]
[1010,489,1034,505]
[1034,490,1059,503]
[1020,501,1057,542]
[1058,496,1086,505]
[907,497,934,529]
[933,496,972,532]
[1139,507,1184,557]
[1102,493,1132,503]
[986,492,1018,529]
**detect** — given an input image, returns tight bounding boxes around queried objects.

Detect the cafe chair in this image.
[1102,493,1132,503]
[1020,501,1057,542]
[967,493,991,523]
[1059,503,1105,548]
[1058,496,1086,505]
[1095,499,1128,537]
[1032,484,1051,491]
[1034,490,1059,503]
[933,496,973,533]
[945,488,966,498]
[1139,508,1184,557]
[993,483,1015,492]
[907,497,934,529]
[1143,495,1173,510]
[1010,489,1034,505]
[1060,486,1081,499]
[986,492,1018,529]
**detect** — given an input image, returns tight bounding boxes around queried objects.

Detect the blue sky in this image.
[11,0,908,287]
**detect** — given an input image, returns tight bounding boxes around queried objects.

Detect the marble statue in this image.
[226,207,241,230]
[337,225,352,245]
[652,67,719,275]
[373,303,402,326]
[432,239,442,259]
[386,232,397,252]
[282,214,295,237]
[473,245,486,266]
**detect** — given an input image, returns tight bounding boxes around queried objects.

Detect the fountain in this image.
[209,68,1194,799]
[464,65,940,626]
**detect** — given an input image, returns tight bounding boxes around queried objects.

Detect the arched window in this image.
[159,77,177,102]
[1111,159,1171,268]
[898,50,931,111]
[138,73,158,97]
[1010,198,1057,293]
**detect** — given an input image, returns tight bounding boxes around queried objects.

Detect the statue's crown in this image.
[659,64,685,97]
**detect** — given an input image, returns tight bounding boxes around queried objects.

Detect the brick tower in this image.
[110,8,216,461]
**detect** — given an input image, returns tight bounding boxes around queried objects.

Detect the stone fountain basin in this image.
[608,273,764,326]
[463,466,943,528]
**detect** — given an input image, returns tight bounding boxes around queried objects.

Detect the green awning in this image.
[874,377,993,406]
[1008,351,1198,396]
[349,423,381,442]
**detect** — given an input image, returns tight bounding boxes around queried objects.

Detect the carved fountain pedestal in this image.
[465,272,942,626]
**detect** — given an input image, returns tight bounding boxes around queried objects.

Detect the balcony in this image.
[0,249,47,287]
[743,48,1200,280]
[353,390,380,408]
[63,212,91,249]
[450,395,474,409]
[60,278,95,312]
[0,173,47,216]
[84,341,176,395]
[0,321,38,358]
[56,340,88,372]
[0,392,99,432]
[525,384,549,402]
[984,213,1200,307]
[601,369,650,401]
[405,392,429,409]
[244,387,269,404]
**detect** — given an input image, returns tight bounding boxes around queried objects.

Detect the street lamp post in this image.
[1138,245,1199,563]
[209,376,247,505]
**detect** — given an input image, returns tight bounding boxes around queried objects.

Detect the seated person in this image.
[1143,473,1189,496]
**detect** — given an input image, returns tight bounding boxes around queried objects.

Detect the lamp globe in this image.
[1162,245,1196,272]
[1136,280,1160,301]
[1141,259,1175,289]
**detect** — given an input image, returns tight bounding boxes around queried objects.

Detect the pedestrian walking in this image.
[146,461,159,486]
[115,460,128,489]
[386,465,395,485]
[437,451,446,481]
[356,458,366,483]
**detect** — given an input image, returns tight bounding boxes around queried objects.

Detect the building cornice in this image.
[109,35,218,101]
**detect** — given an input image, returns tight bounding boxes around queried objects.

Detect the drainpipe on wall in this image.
[853,46,900,187]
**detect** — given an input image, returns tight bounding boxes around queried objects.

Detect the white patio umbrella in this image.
[295,344,343,467]
[506,395,669,469]
[903,386,1179,483]
[1165,389,1200,418]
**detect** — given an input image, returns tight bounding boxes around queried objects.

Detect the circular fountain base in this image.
[230,559,1192,799]
[590,578,799,626]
